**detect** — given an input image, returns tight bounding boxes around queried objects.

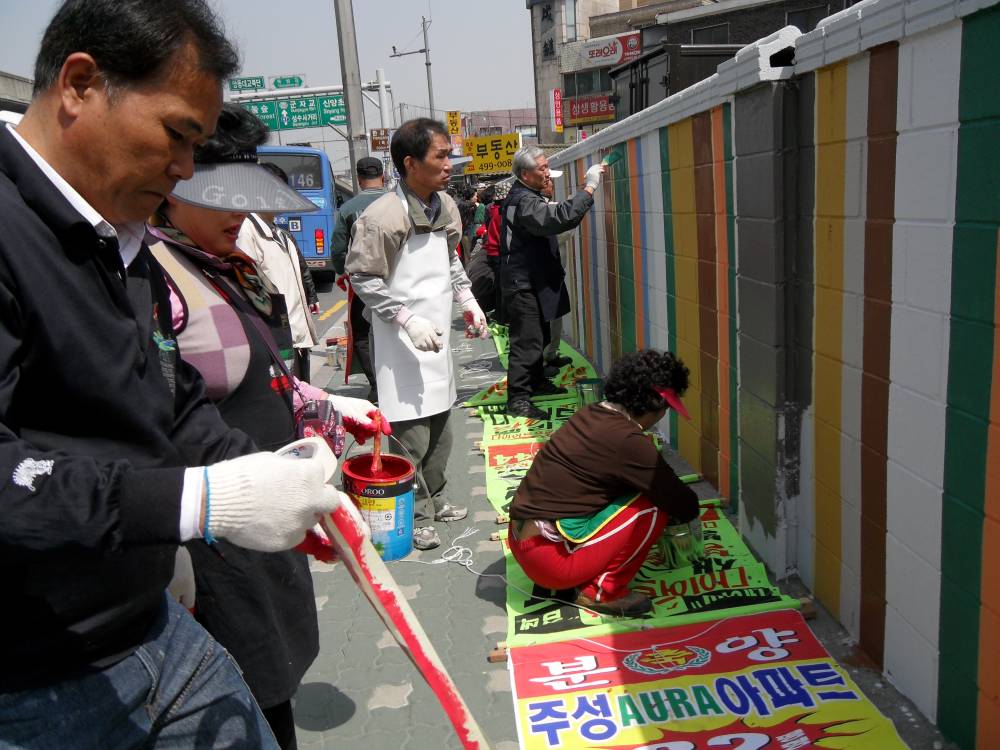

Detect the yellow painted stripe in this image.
[668,117,702,470]
[319,299,347,321]
[813,61,848,617]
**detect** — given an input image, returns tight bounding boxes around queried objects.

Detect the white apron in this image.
[372,190,456,422]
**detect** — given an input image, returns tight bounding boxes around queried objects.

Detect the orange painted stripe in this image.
[711,106,731,500]
[628,139,645,349]
[576,159,594,360]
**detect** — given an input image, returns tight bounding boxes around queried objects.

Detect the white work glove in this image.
[402,314,444,352]
[460,298,489,339]
[202,451,342,552]
[584,164,605,191]
[328,394,392,445]
[167,546,196,610]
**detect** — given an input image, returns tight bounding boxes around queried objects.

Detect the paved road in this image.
[291,303,954,750]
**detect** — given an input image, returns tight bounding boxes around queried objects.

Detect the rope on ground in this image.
[398,526,603,617]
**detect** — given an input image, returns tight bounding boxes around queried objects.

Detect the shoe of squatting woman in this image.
[507,349,701,618]
[148,104,390,749]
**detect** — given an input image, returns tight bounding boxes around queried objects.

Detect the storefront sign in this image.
[565,94,615,126]
[569,31,641,71]
[552,89,563,134]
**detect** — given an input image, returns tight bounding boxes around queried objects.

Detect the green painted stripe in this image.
[659,126,679,448]
[615,144,636,353]
[938,5,1000,745]
[723,102,739,510]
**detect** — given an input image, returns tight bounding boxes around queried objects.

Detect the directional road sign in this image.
[242,93,346,131]
[270,74,306,90]
[228,76,265,93]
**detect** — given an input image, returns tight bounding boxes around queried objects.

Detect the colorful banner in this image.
[509,608,907,749]
[502,504,801,647]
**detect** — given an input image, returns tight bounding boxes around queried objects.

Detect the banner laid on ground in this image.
[502,503,801,647]
[479,400,579,443]
[509,608,907,749]
[463,342,597,407]
[485,440,547,515]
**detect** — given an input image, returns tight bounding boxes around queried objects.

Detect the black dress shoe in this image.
[506,398,548,420]
[531,381,568,398]
[543,364,560,379]
[547,354,573,368]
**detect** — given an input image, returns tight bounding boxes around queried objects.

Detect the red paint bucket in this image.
[341,454,416,561]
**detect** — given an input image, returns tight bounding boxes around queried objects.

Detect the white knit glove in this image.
[460,298,489,339]
[402,314,444,352]
[167,546,196,610]
[328,394,391,444]
[202,451,341,552]
[584,164,605,191]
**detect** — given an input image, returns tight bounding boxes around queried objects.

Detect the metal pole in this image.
[422,16,435,119]
[399,103,405,126]
[375,68,391,130]
[333,0,369,193]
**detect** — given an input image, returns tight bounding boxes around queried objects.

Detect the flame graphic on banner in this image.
[591,713,875,750]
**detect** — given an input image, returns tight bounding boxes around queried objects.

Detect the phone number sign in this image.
[462,132,521,175]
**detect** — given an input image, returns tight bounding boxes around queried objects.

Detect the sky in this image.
[0,0,537,168]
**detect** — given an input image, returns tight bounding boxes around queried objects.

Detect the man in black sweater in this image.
[0,2,341,746]
[500,147,604,420]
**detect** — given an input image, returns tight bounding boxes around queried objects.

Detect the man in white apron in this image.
[346,118,488,551]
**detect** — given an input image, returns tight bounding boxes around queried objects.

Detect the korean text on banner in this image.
[446,110,462,135]
[509,609,908,749]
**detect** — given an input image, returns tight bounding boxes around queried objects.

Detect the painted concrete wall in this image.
[547,0,1000,746]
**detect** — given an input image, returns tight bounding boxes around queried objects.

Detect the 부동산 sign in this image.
[462,132,521,175]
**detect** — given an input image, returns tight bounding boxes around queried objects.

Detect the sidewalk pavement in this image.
[294,316,955,750]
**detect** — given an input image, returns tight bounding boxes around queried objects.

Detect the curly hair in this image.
[603,350,690,416]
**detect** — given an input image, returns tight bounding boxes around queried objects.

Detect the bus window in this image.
[258,153,323,191]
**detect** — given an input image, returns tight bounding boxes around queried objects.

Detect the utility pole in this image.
[332,0,369,193]
[391,16,435,119]
[422,16,435,118]
[375,68,392,129]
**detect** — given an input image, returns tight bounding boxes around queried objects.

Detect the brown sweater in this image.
[510,404,700,522]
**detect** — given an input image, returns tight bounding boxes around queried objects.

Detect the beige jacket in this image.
[346,185,471,323]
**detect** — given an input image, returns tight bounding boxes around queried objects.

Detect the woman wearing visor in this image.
[507,350,701,618]
[147,104,388,749]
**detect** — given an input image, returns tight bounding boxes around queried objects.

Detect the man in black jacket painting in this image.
[499,146,604,420]
[0,1,341,747]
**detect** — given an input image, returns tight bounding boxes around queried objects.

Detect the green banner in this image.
[480,399,578,444]
[464,333,598,407]
[502,502,800,647]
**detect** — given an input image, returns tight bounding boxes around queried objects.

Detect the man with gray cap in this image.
[500,147,603,420]
[332,155,387,399]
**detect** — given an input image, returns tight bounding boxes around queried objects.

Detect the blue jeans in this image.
[0,596,278,749]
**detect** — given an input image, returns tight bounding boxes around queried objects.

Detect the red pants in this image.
[509,496,667,602]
